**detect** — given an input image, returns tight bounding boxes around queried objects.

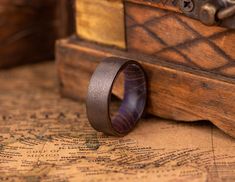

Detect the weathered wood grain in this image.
[126,0,180,12]
[125,2,235,78]
[75,0,126,49]
[56,39,235,138]
[75,0,235,78]
[61,0,235,137]
[0,0,73,68]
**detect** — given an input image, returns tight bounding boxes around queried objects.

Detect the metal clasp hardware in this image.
[179,0,235,29]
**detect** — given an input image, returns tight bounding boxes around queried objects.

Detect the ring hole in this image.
[110,64,147,134]
[111,71,124,119]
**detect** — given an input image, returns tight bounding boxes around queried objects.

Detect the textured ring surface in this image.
[86,57,147,136]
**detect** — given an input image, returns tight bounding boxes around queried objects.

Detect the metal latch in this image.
[178,0,235,29]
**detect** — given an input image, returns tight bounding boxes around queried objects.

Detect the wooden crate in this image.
[56,0,235,137]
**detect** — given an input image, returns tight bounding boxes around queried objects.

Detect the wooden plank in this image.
[56,39,235,138]
[125,2,235,78]
[0,0,73,68]
[126,0,180,12]
[57,0,75,37]
[75,0,126,49]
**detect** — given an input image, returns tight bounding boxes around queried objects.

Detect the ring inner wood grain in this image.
[112,64,147,133]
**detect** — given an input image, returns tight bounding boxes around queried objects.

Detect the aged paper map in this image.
[0,62,235,182]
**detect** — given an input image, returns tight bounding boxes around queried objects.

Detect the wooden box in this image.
[56,0,235,137]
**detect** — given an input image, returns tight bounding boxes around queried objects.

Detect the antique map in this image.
[0,62,235,182]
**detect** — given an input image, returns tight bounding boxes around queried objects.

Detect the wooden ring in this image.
[86,57,147,136]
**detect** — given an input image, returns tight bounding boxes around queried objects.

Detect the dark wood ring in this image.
[86,57,147,136]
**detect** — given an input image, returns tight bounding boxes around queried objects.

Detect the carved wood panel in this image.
[126,2,235,78]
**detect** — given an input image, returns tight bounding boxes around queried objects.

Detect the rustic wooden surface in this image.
[75,0,235,78]
[56,39,235,138]
[125,2,235,78]
[58,0,235,137]
[0,0,74,68]
[75,0,126,49]
[126,0,180,12]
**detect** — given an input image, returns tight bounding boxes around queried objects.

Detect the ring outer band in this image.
[86,57,147,136]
